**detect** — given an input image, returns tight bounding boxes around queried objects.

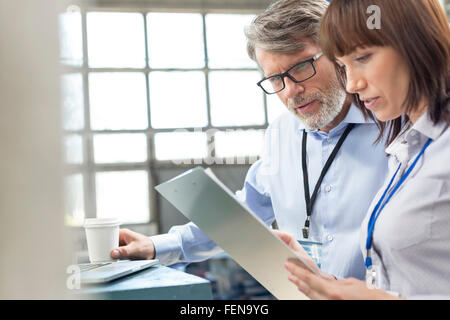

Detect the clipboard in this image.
[155,167,315,300]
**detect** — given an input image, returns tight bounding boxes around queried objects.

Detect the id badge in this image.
[298,240,323,268]
[365,265,381,289]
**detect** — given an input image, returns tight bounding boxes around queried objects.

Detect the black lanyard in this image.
[301,123,355,239]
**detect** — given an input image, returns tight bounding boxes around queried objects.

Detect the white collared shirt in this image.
[360,112,450,297]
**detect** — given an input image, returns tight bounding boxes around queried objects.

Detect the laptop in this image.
[78,259,159,284]
[155,167,316,300]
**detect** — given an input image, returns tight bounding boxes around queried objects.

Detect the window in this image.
[444,0,450,19]
[59,7,285,227]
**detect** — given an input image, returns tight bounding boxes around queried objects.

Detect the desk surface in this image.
[77,264,212,300]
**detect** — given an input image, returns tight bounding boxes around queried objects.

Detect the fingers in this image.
[285,260,332,300]
[111,244,131,260]
[273,230,303,252]
[273,230,293,244]
[112,229,155,260]
[273,231,319,274]
[286,263,316,298]
[111,249,120,259]
[111,242,143,260]
[118,228,134,246]
[287,274,322,300]
[114,229,139,259]
[287,257,309,271]
[285,260,383,300]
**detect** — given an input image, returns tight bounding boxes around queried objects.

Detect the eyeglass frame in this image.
[257,51,324,95]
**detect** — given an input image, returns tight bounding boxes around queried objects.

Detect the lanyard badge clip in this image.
[302,216,310,239]
[302,227,309,239]
[365,252,380,289]
[365,266,378,289]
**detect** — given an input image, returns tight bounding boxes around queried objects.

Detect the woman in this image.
[277,0,450,299]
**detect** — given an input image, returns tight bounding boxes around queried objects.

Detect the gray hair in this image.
[245,0,329,60]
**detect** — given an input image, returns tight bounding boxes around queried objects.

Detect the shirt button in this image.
[412,140,419,146]
[325,185,332,192]
[327,137,332,143]
[327,235,334,242]
[410,131,417,137]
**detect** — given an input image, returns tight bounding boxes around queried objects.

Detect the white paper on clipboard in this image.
[155,167,317,300]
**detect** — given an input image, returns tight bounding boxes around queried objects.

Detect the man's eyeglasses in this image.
[257,52,324,95]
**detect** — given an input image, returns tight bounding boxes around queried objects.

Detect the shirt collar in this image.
[296,103,374,135]
[385,112,448,159]
[411,111,448,141]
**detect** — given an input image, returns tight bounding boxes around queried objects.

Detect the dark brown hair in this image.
[320,0,450,145]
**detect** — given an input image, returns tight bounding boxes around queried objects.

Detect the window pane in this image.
[96,171,149,224]
[267,93,288,123]
[89,72,148,130]
[87,12,146,68]
[209,71,265,127]
[206,14,256,68]
[149,72,207,128]
[59,11,83,66]
[147,13,204,68]
[94,133,147,163]
[215,130,264,158]
[154,131,207,160]
[64,134,83,164]
[64,174,85,226]
[61,73,84,131]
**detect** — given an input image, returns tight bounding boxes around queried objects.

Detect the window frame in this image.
[61,6,274,230]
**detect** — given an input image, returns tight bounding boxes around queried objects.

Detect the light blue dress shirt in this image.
[152,105,389,280]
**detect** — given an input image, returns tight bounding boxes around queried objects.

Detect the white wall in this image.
[0,0,72,299]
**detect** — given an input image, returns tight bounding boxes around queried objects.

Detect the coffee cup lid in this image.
[83,218,121,228]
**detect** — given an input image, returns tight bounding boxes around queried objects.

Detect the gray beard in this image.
[287,83,347,131]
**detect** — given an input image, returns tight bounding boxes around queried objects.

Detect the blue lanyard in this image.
[365,137,433,270]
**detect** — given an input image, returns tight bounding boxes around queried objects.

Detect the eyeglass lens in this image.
[260,61,315,94]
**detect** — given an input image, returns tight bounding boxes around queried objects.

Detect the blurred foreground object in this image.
[0,0,72,299]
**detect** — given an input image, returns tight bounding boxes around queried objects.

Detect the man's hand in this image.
[110,228,156,260]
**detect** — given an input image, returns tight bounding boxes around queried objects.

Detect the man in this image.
[110,0,388,280]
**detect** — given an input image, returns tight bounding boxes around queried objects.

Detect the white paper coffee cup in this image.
[83,218,121,263]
